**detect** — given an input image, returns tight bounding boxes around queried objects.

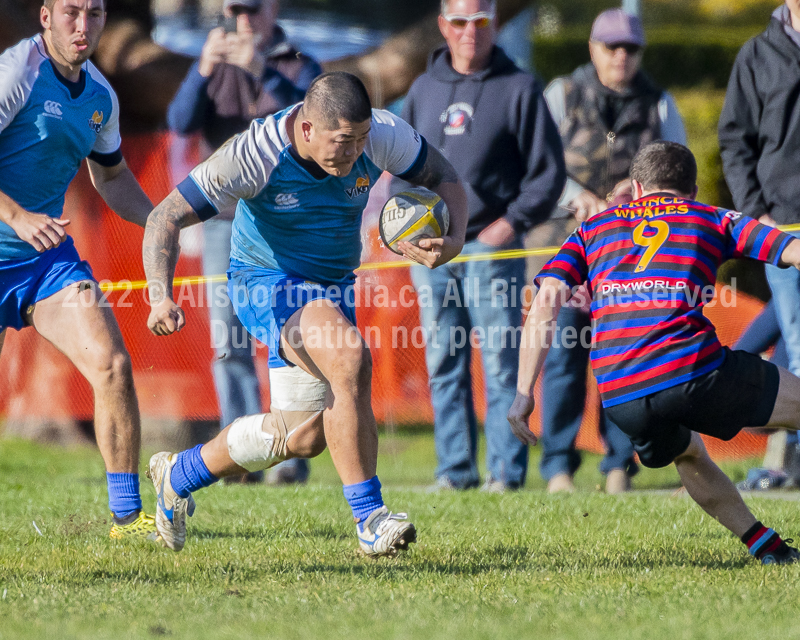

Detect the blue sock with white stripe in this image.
[106,472,142,520]
[169,445,219,498]
[343,476,383,526]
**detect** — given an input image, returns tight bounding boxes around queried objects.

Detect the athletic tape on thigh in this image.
[269,365,327,411]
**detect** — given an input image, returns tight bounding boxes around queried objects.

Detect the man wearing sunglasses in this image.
[539,8,686,495]
[402,0,566,492]
[167,0,321,486]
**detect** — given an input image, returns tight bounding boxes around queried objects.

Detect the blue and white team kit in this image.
[177,104,428,368]
[0,35,122,330]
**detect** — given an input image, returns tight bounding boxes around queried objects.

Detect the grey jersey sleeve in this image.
[86,62,122,155]
[187,118,280,213]
[363,109,424,177]
[0,37,42,136]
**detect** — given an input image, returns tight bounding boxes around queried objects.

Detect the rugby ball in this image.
[379,188,449,255]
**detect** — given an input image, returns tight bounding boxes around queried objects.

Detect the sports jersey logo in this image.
[440,102,474,136]
[88,111,103,133]
[43,100,63,119]
[724,209,743,222]
[345,176,370,199]
[275,193,299,210]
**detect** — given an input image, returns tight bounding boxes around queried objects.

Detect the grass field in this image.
[1,434,799,640]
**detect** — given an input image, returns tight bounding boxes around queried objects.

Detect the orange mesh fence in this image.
[0,132,770,460]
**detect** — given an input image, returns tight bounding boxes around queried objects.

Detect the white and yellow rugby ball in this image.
[379,188,450,255]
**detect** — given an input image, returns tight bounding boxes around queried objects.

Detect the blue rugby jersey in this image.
[178,105,426,284]
[0,35,122,261]
[536,194,794,407]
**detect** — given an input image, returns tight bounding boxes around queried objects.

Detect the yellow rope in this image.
[97,223,800,293]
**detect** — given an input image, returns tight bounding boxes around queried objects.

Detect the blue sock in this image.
[343,476,383,526]
[107,472,142,520]
[170,444,219,498]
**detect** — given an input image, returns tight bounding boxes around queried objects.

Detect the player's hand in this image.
[10,211,70,252]
[759,213,778,228]
[476,217,515,247]
[507,392,538,446]
[147,298,186,336]
[608,179,634,207]
[398,236,461,269]
[198,27,227,77]
[225,16,266,78]
[570,190,607,222]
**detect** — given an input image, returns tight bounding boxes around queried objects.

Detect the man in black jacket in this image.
[167,0,321,484]
[719,1,800,482]
[402,0,565,492]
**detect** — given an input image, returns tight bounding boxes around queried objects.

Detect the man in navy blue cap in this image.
[539,7,686,494]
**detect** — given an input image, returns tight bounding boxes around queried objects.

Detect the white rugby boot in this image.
[357,506,416,557]
[146,452,196,552]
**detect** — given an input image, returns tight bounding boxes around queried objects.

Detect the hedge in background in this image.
[533,27,763,89]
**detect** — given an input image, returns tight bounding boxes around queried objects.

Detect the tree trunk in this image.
[0,0,532,129]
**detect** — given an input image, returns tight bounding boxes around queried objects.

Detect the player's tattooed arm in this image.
[399,145,468,269]
[142,189,202,336]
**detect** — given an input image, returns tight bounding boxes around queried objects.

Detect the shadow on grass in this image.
[189,525,350,542]
[0,547,752,588]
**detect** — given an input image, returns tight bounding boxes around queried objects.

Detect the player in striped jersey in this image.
[509,141,800,564]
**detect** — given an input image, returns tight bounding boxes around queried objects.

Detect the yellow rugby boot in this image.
[109,510,159,542]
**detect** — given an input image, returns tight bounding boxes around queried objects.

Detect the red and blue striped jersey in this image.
[536,194,794,407]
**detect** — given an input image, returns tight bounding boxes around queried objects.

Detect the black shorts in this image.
[605,348,780,469]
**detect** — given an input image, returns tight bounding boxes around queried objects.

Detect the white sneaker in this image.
[146,451,196,552]
[357,506,416,557]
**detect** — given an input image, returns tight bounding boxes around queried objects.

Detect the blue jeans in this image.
[735,299,789,369]
[204,218,308,481]
[540,306,637,480]
[411,238,528,488]
[766,251,800,377]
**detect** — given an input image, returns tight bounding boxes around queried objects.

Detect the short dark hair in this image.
[302,72,372,130]
[630,141,697,195]
[43,0,106,10]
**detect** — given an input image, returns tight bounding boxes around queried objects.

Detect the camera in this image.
[217,14,238,33]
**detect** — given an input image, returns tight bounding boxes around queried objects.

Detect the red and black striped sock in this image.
[741,521,789,559]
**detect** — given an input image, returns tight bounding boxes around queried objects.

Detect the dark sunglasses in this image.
[230,5,259,17]
[604,42,642,55]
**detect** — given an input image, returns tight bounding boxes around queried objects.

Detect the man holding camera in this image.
[167,0,321,485]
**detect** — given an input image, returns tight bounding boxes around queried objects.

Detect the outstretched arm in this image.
[781,238,800,270]
[401,145,467,268]
[142,189,202,335]
[507,277,572,445]
[88,158,153,228]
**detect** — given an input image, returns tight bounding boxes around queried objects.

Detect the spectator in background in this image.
[542,8,686,493]
[402,0,566,492]
[167,0,321,484]
[734,300,800,490]
[719,1,800,483]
